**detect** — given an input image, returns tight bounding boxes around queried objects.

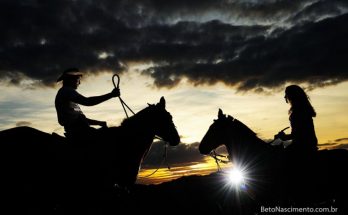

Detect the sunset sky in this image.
[1,0,348,184]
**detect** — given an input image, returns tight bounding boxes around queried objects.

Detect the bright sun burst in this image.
[227,168,245,185]
[222,165,250,193]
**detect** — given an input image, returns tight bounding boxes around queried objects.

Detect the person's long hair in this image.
[285,85,316,117]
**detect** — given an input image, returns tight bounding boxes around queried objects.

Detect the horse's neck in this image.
[106,125,155,166]
[105,122,156,186]
[120,120,156,149]
[225,133,270,158]
[121,114,155,136]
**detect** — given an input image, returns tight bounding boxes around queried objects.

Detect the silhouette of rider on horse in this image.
[274,85,318,156]
[273,85,319,192]
[55,68,120,145]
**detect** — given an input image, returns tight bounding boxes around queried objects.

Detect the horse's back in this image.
[319,148,348,161]
[286,149,348,187]
[318,149,348,183]
[0,126,102,211]
[0,127,66,210]
[0,126,63,146]
[0,126,68,164]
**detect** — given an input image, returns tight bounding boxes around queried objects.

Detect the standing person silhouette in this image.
[275,85,318,154]
[55,68,120,144]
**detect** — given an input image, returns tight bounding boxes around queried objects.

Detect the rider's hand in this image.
[275,131,286,140]
[111,88,120,97]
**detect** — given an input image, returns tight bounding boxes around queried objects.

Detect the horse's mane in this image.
[230,116,257,138]
[230,117,276,153]
[120,105,154,128]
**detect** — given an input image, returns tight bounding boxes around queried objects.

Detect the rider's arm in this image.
[72,88,120,106]
[280,133,292,141]
[86,118,107,127]
[275,131,292,141]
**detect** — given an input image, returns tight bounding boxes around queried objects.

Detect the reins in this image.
[155,136,171,171]
[210,150,231,171]
[140,138,170,178]
[112,74,135,118]
[267,126,290,145]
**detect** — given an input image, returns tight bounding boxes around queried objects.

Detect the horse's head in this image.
[148,97,180,146]
[199,109,234,154]
[108,97,180,187]
[199,109,256,156]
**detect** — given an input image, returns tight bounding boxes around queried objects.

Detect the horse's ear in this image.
[158,96,166,109]
[218,109,224,119]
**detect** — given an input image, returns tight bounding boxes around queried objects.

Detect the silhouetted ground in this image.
[47,172,256,215]
[1,171,346,215]
[128,172,345,215]
[129,172,256,215]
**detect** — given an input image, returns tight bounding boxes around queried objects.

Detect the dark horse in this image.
[0,97,180,214]
[199,109,348,212]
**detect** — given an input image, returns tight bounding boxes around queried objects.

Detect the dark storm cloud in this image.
[320,137,348,150]
[142,142,204,168]
[147,13,348,92]
[286,0,348,24]
[335,138,348,142]
[1,0,347,91]
[15,121,32,127]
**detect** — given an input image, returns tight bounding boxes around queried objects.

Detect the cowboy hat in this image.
[57,68,83,82]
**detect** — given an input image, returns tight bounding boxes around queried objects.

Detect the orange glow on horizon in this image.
[137,157,232,185]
